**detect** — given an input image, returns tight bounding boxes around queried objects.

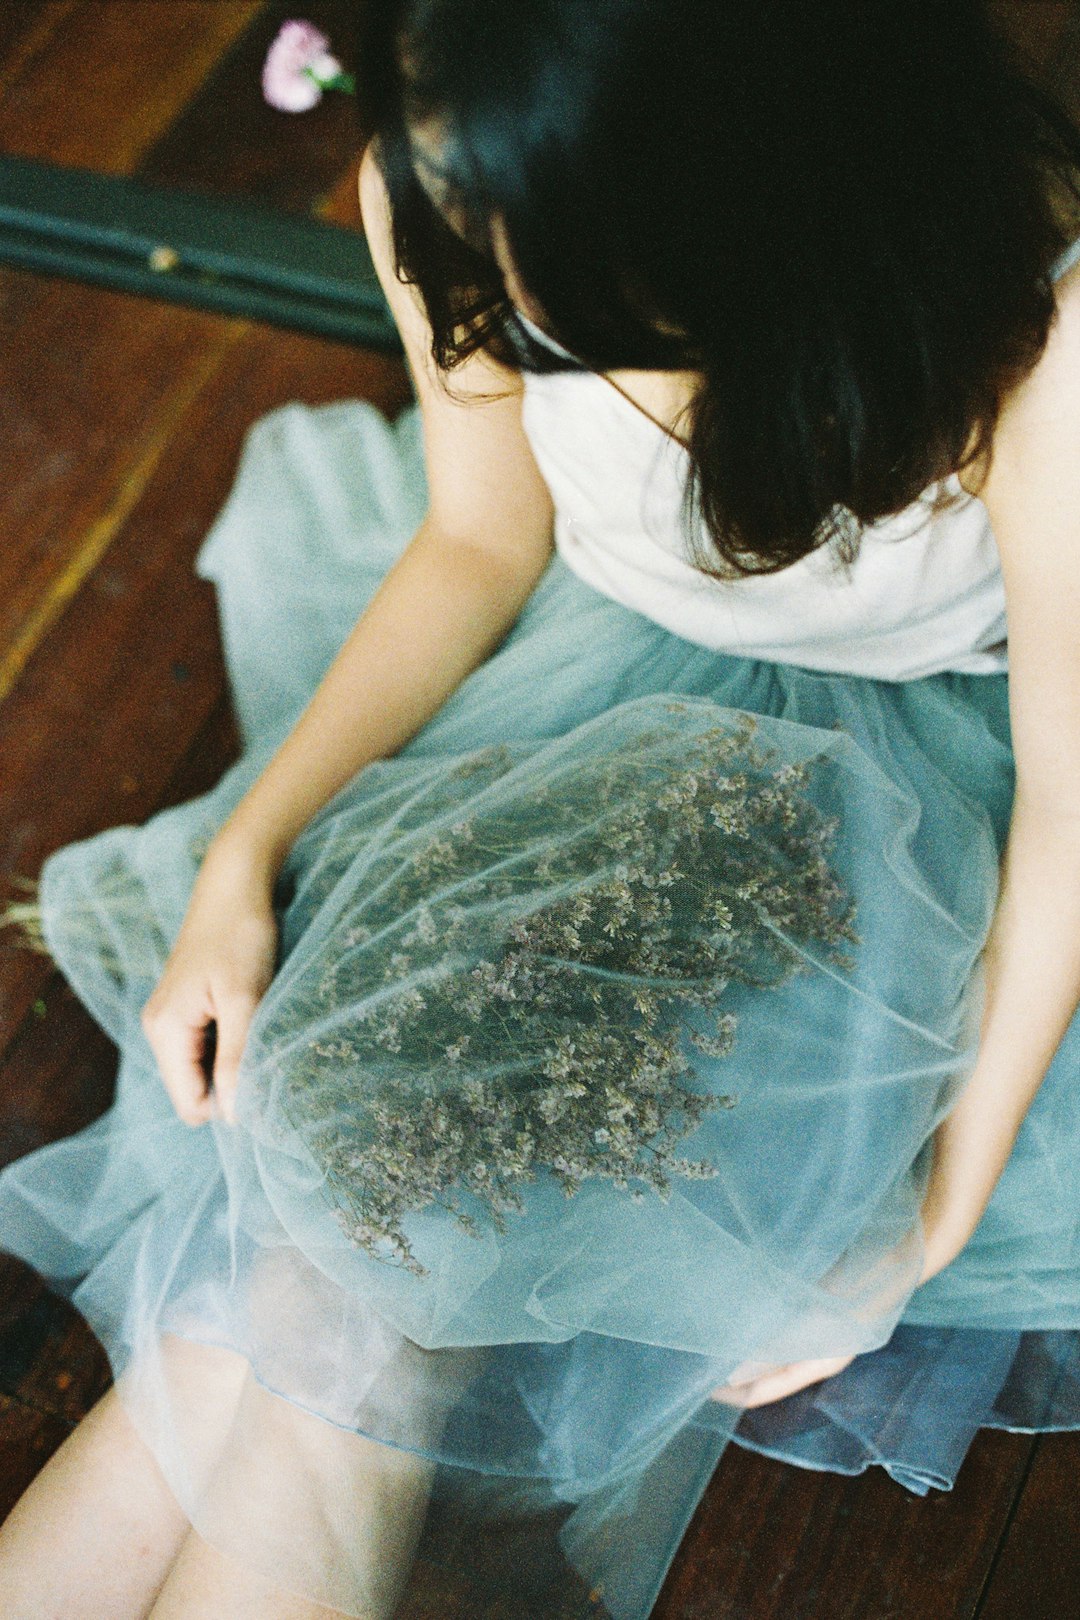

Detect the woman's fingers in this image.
[141,984,259,1128]
[135,862,280,1130]
[210,990,261,1125]
[140,998,215,1127]
[709,1352,857,1408]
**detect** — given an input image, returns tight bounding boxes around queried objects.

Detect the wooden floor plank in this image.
[316,151,365,230]
[0,976,119,1431]
[0,280,409,1049]
[0,1392,78,1521]
[0,699,246,1430]
[0,1251,111,1426]
[973,1432,1080,1620]
[0,0,385,704]
[153,692,243,814]
[0,320,248,703]
[0,4,80,94]
[0,0,266,173]
[653,1429,1036,1620]
[0,973,116,1165]
[0,269,246,689]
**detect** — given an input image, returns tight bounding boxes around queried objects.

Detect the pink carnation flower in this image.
[262,19,344,113]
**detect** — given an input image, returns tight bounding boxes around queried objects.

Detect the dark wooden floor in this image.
[0,4,1079,1617]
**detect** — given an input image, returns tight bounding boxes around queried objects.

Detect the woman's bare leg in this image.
[148,1378,441,1620]
[0,1381,190,1620]
[0,1332,251,1620]
[0,1305,483,1620]
[147,1529,356,1619]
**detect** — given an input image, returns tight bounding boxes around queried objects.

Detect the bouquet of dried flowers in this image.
[242,696,858,1277]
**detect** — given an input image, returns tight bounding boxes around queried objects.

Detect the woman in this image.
[2,2,1080,1615]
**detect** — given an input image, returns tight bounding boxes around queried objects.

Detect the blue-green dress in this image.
[2,237,1080,1618]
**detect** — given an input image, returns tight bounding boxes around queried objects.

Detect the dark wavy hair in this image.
[354,0,1080,577]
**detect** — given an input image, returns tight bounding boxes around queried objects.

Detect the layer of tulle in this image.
[2,397,1080,1620]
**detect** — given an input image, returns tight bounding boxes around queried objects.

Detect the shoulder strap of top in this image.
[512,307,586,363]
[1052,233,1080,282]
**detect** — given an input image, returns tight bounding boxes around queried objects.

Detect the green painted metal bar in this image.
[0,154,401,352]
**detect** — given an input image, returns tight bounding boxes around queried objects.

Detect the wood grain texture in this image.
[972,1432,1080,1620]
[0,976,117,1164]
[0,311,247,703]
[0,0,266,173]
[0,1393,77,1521]
[0,1252,111,1425]
[0,3,81,97]
[0,270,246,695]
[652,1429,1036,1620]
[0,286,409,1052]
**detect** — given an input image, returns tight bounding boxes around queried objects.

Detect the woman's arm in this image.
[141,145,557,1125]
[917,256,1080,1279]
[209,143,556,882]
[712,261,1080,1407]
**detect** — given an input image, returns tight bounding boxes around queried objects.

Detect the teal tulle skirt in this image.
[2,397,1079,1620]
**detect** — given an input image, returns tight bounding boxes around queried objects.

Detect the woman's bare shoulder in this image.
[965,250,1080,642]
[957,254,1080,501]
[358,145,524,406]
[357,145,555,563]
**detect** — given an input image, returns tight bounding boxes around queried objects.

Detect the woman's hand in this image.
[709,1351,858,1409]
[707,1158,982,1410]
[140,837,280,1127]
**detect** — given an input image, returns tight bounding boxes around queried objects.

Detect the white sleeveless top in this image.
[518,234,1080,680]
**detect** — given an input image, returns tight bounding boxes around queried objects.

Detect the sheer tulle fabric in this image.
[2,398,1080,1619]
